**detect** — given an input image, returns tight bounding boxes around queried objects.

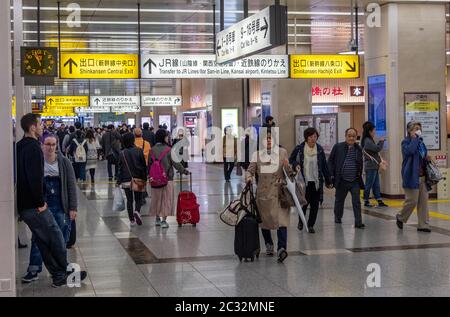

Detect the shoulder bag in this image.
[122,151,147,192]
[363,149,388,171]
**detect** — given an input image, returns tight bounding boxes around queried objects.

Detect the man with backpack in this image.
[68,130,88,182]
[101,125,122,181]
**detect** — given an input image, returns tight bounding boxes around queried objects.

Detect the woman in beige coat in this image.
[246,130,291,263]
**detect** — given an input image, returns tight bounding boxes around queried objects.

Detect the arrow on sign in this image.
[94,98,100,106]
[64,58,78,74]
[345,61,357,73]
[143,58,157,74]
[48,98,54,105]
[260,17,269,38]
[174,98,181,104]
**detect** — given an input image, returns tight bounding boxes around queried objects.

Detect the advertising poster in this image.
[404,92,440,150]
[221,109,239,136]
[368,75,387,138]
[314,114,337,155]
[159,115,172,132]
[261,92,272,125]
[295,115,314,145]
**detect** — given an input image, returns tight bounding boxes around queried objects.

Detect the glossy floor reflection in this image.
[16,161,450,297]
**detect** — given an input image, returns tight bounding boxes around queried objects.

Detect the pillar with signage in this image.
[365,3,447,197]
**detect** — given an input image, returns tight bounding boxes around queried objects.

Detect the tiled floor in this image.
[16,161,450,297]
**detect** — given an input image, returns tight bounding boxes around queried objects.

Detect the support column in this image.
[0,0,16,297]
[365,3,446,196]
[14,0,31,141]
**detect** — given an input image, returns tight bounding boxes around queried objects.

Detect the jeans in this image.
[124,188,143,221]
[107,161,118,179]
[73,162,87,181]
[223,159,235,181]
[261,227,287,251]
[89,168,95,182]
[301,182,321,228]
[334,180,363,225]
[20,208,68,282]
[364,169,381,201]
[28,207,71,274]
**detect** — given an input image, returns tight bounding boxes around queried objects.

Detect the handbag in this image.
[278,181,295,209]
[425,160,444,185]
[122,152,147,193]
[220,184,260,226]
[363,149,388,171]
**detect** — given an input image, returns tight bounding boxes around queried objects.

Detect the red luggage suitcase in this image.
[176,172,200,227]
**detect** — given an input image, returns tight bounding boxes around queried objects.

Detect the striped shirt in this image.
[342,145,358,182]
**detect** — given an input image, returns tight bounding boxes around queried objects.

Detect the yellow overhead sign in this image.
[60,54,139,79]
[43,96,89,117]
[290,55,360,79]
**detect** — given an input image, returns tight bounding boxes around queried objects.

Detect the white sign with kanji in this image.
[142,96,182,107]
[141,55,289,79]
[216,6,272,64]
[90,96,141,113]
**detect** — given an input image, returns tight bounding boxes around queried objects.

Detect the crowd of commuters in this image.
[16,112,435,287]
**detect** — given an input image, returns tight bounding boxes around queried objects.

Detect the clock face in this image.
[21,47,58,77]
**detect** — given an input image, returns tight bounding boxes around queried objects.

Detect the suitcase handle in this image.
[179,171,192,192]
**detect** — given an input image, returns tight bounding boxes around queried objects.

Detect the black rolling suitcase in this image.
[234,185,261,262]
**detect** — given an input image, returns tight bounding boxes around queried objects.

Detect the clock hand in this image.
[34,52,42,67]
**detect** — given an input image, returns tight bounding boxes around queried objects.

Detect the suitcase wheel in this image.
[238,257,243,262]
[178,223,182,228]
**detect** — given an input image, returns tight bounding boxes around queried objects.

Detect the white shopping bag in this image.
[112,187,125,212]
[283,168,309,233]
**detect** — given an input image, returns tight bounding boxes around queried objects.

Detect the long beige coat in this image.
[246,147,290,230]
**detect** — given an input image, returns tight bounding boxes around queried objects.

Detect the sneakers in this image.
[308,227,315,234]
[355,223,366,229]
[364,201,374,208]
[134,211,143,226]
[417,228,431,233]
[22,272,39,284]
[52,270,88,288]
[377,201,389,208]
[265,243,274,256]
[155,217,162,226]
[277,248,288,263]
[130,220,137,227]
[161,221,169,229]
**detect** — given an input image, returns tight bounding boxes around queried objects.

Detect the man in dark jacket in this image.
[101,125,122,180]
[142,123,156,147]
[17,114,86,287]
[328,128,365,229]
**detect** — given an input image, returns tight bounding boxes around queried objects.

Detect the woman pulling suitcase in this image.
[149,129,189,229]
[245,130,292,263]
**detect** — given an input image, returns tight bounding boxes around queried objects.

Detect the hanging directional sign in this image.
[142,96,183,107]
[60,54,139,79]
[111,105,141,113]
[89,96,141,113]
[45,96,89,108]
[75,106,111,114]
[141,55,289,79]
[216,5,287,64]
[43,96,89,117]
[290,55,360,79]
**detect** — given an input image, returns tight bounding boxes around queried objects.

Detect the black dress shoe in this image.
[335,219,342,224]
[396,216,403,230]
[355,223,366,229]
[417,228,431,233]
[308,227,315,234]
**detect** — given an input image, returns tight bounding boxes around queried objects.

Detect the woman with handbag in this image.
[289,127,332,233]
[117,133,148,227]
[361,121,388,208]
[396,121,432,233]
[245,129,291,263]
